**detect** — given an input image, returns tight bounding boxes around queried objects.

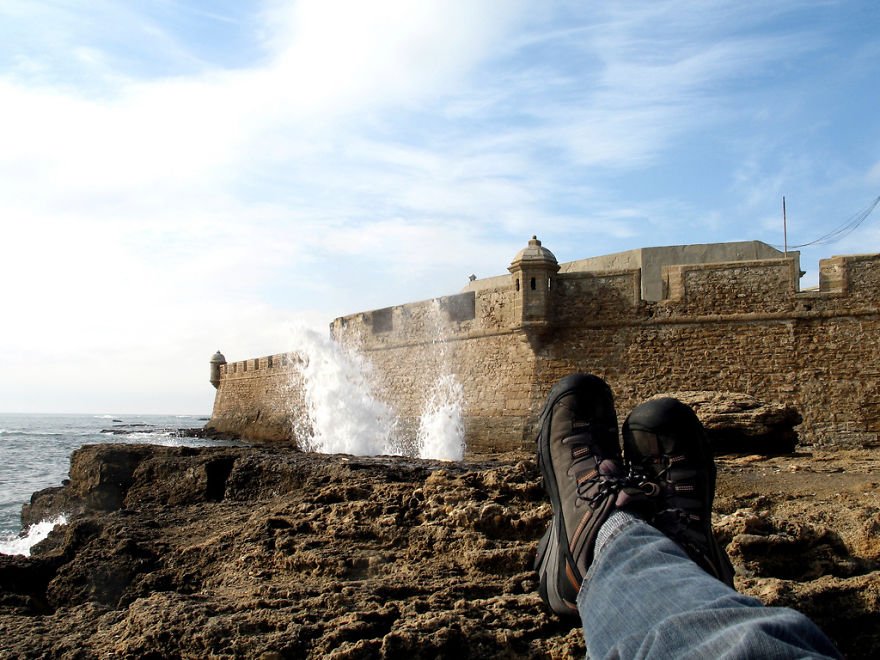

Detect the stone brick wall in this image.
[661,258,799,314]
[209,252,880,451]
[327,288,534,453]
[209,353,304,441]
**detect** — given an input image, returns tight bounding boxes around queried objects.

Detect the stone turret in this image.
[210,350,226,389]
[508,236,559,328]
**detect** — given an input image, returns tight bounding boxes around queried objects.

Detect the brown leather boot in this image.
[534,374,627,617]
[622,397,735,587]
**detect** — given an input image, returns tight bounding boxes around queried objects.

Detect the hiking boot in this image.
[622,397,735,587]
[534,373,627,617]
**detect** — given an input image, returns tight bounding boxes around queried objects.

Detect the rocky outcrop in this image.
[653,391,803,454]
[2,444,879,658]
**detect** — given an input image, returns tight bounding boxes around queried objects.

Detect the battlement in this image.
[330,291,481,347]
[332,250,880,352]
[220,352,302,380]
[817,253,880,298]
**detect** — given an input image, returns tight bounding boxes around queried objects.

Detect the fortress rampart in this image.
[209,352,306,442]
[208,240,880,452]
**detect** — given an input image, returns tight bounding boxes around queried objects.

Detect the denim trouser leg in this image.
[577,517,842,659]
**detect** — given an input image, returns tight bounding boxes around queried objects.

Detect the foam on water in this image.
[0,514,67,557]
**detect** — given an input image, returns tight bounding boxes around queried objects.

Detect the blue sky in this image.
[1,0,878,414]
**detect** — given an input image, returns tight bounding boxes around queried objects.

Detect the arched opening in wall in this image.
[530,277,536,290]
[548,277,552,290]
[516,278,520,291]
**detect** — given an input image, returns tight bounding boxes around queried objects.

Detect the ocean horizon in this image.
[0,412,242,555]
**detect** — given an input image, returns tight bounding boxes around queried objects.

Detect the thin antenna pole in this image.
[782,196,788,254]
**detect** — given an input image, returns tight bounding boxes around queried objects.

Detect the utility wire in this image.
[771,195,880,250]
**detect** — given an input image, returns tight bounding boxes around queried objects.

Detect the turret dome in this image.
[509,236,558,270]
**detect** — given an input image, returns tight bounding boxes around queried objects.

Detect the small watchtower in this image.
[508,236,559,328]
[209,350,227,389]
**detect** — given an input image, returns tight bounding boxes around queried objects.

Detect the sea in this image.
[0,413,243,556]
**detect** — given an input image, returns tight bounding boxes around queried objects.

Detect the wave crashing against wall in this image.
[415,300,464,461]
[288,326,464,461]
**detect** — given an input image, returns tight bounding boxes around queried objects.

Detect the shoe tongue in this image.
[630,429,663,456]
[659,432,679,455]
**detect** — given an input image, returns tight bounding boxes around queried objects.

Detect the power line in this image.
[770,195,880,250]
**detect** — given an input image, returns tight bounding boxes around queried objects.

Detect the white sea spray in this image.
[288,318,465,460]
[417,372,465,461]
[415,300,465,461]
[0,514,68,557]
[290,326,401,456]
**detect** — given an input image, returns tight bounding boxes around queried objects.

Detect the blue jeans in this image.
[578,516,842,659]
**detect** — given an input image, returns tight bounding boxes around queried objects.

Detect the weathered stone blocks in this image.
[209,249,880,451]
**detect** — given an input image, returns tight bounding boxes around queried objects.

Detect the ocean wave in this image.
[0,430,64,437]
[0,514,68,557]
[1,430,99,438]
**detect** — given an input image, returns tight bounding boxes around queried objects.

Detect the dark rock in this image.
[0,553,63,614]
[23,445,156,524]
[652,391,802,454]
[178,426,242,442]
[720,511,878,580]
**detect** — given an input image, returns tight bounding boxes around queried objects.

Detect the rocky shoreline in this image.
[1,443,878,658]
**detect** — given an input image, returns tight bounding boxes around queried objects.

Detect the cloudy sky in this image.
[1,0,878,414]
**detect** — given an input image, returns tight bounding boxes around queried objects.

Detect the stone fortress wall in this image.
[210,352,306,443]
[208,239,880,453]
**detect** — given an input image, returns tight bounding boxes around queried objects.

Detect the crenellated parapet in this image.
[330,291,484,348]
[660,257,800,313]
[334,249,880,349]
[209,351,306,442]
[818,253,880,299]
[218,352,303,380]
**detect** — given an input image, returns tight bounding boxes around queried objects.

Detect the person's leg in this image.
[578,511,842,659]
[535,378,842,658]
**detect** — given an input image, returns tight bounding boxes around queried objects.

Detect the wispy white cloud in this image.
[0,0,533,411]
[500,4,823,169]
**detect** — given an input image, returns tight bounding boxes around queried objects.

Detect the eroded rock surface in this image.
[654,391,803,454]
[1,445,878,658]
